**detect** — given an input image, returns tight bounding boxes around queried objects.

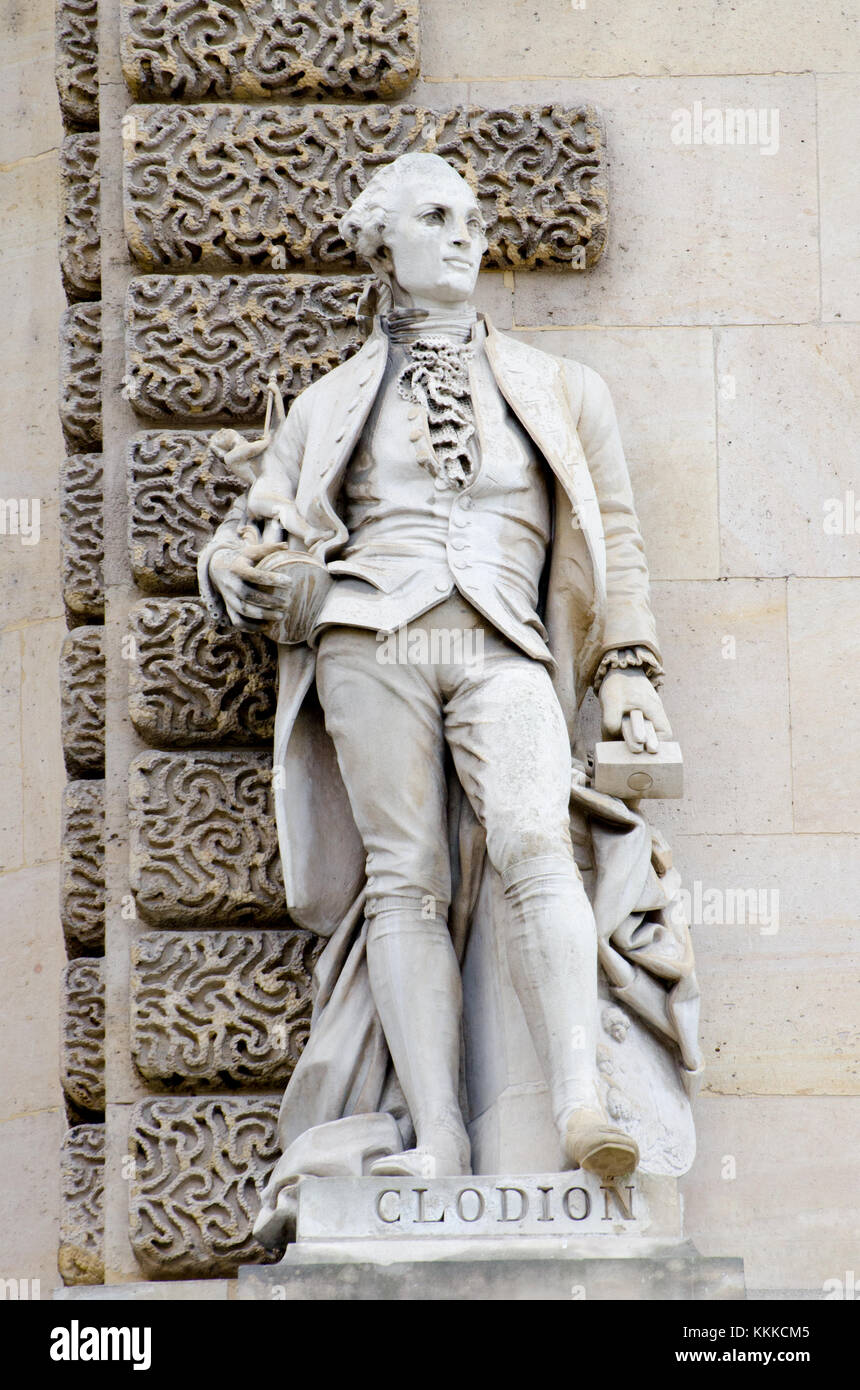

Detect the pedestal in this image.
[238,1173,745,1301]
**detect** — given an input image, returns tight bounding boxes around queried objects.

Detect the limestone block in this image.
[21,620,67,866]
[55,0,98,129]
[59,1124,104,1285]
[123,103,607,273]
[128,431,247,593]
[60,625,105,777]
[718,326,860,578]
[648,579,792,836]
[121,0,420,101]
[131,929,322,1089]
[0,155,66,628]
[519,327,718,581]
[60,780,105,955]
[499,76,818,328]
[129,1096,281,1276]
[0,631,23,871]
[125,275,365,421]
[129,751,285,924]
[60,302,101,449]
[680,1096,860,1291]
[59,133,100,301]
[0,863,67,1117]
[692,924,860,1097]
[128,599,277,746]
[420,0,859,81]
[788,578,860,834]
[0,1110,64,1296]
[60,959,105,1114]
[1,17,64,163]
[819,78,860,323]
[61,453,103,622]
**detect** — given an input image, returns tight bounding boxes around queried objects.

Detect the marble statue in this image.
[198,153,702,1248]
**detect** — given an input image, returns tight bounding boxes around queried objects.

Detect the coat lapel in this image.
[295,320,389,556]
[484,320,607,598]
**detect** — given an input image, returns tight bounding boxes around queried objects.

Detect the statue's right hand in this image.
[209,550,286,630]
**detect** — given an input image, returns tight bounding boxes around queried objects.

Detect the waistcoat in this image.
[315,325,554,666]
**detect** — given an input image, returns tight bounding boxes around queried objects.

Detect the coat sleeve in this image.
[196,393,310,623]
[573,362,662,669]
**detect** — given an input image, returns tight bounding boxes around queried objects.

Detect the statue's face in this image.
[381,170,485,308]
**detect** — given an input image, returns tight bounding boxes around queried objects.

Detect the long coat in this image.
[198,317,700,1244]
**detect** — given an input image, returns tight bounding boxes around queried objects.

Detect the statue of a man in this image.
[199,153,699,1247]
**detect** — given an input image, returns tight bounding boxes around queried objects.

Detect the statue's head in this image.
[340,153,487,310]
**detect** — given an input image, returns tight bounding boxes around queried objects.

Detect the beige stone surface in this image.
[718,326,860,578]
[0,1109,63,1297]
[818,77,860,324]
[21,619,66,865]
[694,925,860,1096]
[517,327,718,580]
[788,579,860,835]
[420,0,860,80]
[0,863,65,1118]
[680,1097,860,1291]
[673,833,860,932]
[456,76,818,326]
[0,154,64,628]
[0,4,63,164]
[648,579,793,835]
[0,630,24,872]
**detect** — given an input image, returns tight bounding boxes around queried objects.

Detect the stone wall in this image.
[0,0,857,1298]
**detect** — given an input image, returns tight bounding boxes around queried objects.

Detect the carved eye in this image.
[422,208,445,225]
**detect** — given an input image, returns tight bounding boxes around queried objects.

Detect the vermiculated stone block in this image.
[60,133,100,300]
[60,625,105,777]
[60,779,105,955]
[59,1124,104,1285]
[129,599,277,746]
[125,275,364,421]
[129,1096,281,1275]
[60,959,105,1114]
[121,0,419,102]
[56,0,98,129]
[128,431,248,593]
[61,453,104,622]
[131,929,322,1089]
[129,750,285,924]
[60,302,102,449]
[124,103,607,273]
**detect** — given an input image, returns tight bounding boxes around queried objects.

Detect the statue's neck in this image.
[384,303,478,345]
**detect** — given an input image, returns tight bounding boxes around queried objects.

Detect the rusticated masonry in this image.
[56,0,98,129]
[60,625,106,777]
[61,959,106,1115]
[60,133,101,300]
[60,302,102,449]
[121,0,420,102]
[59,1125,105,1286]
[129,1097,282,1275]
[60,780,105,956]
[123,103,607,273]
[129,750,285,924]
[129,598,277,746]
[128,431,249,593]
[124,274,366,420]
[131,930,322,1090]
[61,453,104,623]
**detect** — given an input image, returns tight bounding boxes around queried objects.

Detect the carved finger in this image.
[642,718,659,754]
[621,713,644,754]
[629,708,648,747]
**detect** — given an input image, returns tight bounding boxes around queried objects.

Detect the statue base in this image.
[238,1173,745,1301]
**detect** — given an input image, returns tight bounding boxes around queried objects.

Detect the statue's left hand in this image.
[599,668,673,755]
